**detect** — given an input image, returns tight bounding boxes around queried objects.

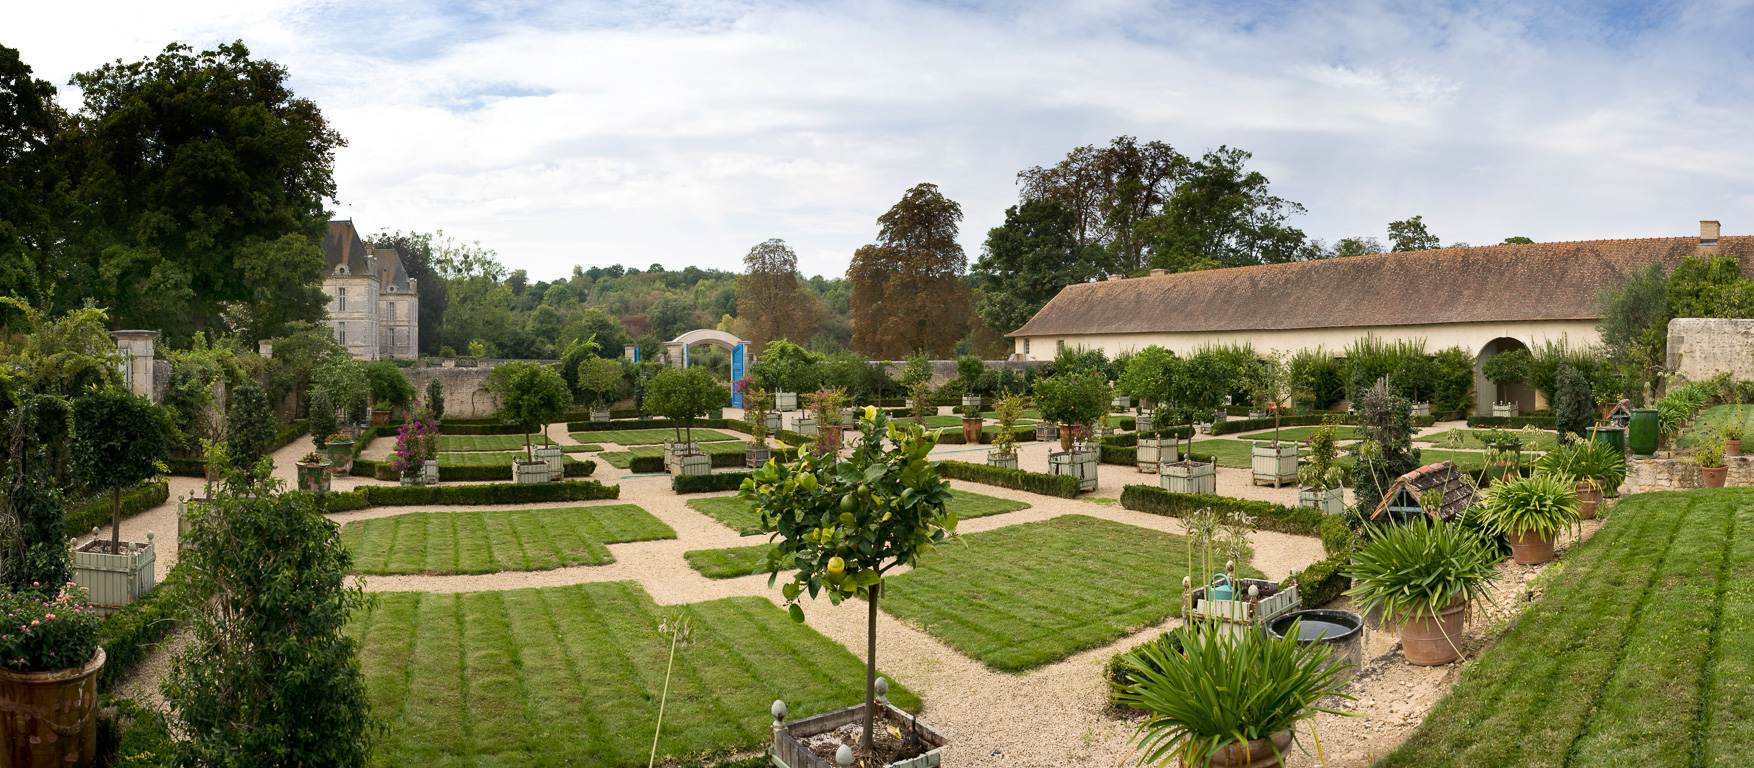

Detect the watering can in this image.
[1207,573,1235,602]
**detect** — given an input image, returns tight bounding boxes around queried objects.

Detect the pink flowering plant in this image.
[0,583,102,673]
[389,402,440,474]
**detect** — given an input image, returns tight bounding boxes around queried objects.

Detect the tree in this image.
[849,183,971,358]
[1117,345,1176,408]
[744,410,955,760]
[72,388,166,549]
[307,390,338,448]
[643,367,729,444]
[557,335,601,400]
[312,357,369,426]
[1482,348,1530,400]
[1387,216,1442,252]
[264,321,344,417]
[1667,255,1754,319]
[750,339,821,394]
[1597,262,1669,402]
[0,45,66,321]
[363,361,415,412]
[1033,371,1108,430]
[1329,236,1384,258]
[1502,236,1535,245]
[1553,363,1594,442]
[487,362,570,455]
[61,42,340,343]
[646,294,697,341]
[226,382,275,474]
[1142,146,1313,272]
[971,199,1099,334]
[576,357,625,411]
[739,238,806,349]
[168,471,373,768]
[2,397,71,595]
[1017,136,1185,271]
[562,307,629,357]
[425,378,445,421]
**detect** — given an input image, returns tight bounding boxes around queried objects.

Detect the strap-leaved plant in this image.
[743,407,955,762]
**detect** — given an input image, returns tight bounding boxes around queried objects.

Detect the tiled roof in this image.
[1008,236,1754,337]
[1370,461,1479,521]
[322,221,374,277]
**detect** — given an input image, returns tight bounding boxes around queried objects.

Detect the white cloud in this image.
[13,0,1754,277]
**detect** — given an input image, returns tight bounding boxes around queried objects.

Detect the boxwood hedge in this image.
[937,460,1080,498]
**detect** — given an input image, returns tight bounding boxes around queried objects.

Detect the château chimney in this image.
[1701,220,1720,246]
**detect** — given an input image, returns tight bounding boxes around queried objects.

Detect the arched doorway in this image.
[1476,338,1539,415]
[663,329,752,406]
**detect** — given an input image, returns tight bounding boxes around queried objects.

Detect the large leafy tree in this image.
[487,362,570,454]
[60,42,340,343]
[1017,136,1185,272]
[1386,215,1443,252]
[738,238,806,349]
[643,366,728,444]
[0,45,67,323]
[849,183,971,358]
[1143,146,1314,271]
[971,199,1100,334]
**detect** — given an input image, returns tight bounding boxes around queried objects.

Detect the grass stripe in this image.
[1701,501,1754,766]
[343,506,673,576]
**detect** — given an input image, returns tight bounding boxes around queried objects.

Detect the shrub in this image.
[95,562,190,690]
[1474,472,1581,541]
[0,582,102,673]
[1289,554,1352,610]
[631,455,665,473]
[1553,363,1594,441]
[673,471,752,493]
[225,381,276,471]
[6,400,73,593]
[96,695,176,767]
[1103,629,1187,710]
[1318,514,1355,558]
[73,388,168,548]
[1119,485,1324,537]
[1345,518,1499,622]
[271,421,310,450]
[1209,414,1341,436]
[307,390,338,448]
[1465,415,1558,429]
[426,378,445,421]
[364,361,416,411]
[360,480,619,506]
[439,423,528,435]
[938,460,1080,498]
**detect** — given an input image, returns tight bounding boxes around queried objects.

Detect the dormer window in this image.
[335,265,349,275]
[388,285,396,292]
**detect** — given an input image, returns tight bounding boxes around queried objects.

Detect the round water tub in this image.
[1266,609,1365,683]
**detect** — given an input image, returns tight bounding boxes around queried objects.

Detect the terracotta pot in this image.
[1575,482,1602,520]
[1059,425,1073,451]
[1507,528,1556,564]
[1399,600,1467,666]
[1727,440,1743,457]
[1703,465,1728,488]
[962,417,983,444]
[1183,731,1295,768]
[0,648,104,768]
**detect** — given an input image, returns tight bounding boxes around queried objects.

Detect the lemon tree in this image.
[742,407,955,762]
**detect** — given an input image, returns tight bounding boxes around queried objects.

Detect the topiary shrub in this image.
[225,382,275,473]
[1553,362,1594,442]
[73,388,168,550]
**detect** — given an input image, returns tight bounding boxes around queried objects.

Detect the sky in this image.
[13,0,1754,280]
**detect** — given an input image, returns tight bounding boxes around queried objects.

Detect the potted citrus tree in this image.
[748,408,955,765]
[71,388,167,613]
[0,584,105,767]
[1474,472,1582,564]
[1120,346,1176,473]
[1345,518,1499,665]
[958,400,984,444]
[488,362,572,483]
[1110,621,1352,768]
[577,356,624,422]
[741,382,774,468]
[646,367,730,476]
[1249,352,1298,488]
[1483,348,1530,417]
[1297,419,1345,514]
[987,393,1025,469]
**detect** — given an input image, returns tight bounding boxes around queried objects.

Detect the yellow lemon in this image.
[828,556,846,575]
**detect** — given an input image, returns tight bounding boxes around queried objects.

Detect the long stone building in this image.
[1007,221,1751,414]
[321,220,419,360]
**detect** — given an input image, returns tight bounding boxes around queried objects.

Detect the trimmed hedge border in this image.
[1210,414,1349,436]
[96,562,190,691]
[673,471,752,494]
[309,479,620,511]
[565,417,753,434]
[1119,484,1323,537]
[631,455,665,473]
[938,460,1080,498]
[1286,554,1352,610]
[1102,427,1195,447]
[934,426,1036,446]
[1098,446,1213,467]
[359,457,598,482]
[164,457,204,477]
[1465,415,1559,429]
[66,481,169,539]
[271,420,309,450]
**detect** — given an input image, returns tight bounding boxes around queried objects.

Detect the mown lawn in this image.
[596,441,746,469]
[1187,439,1259,468]
[1415,428,1559,451]
[349,582,920,768]
[438,434,555,452]
[881,514,1263,672]
[573,428,739,445]
[341,505,674,575]
[1381,488,1754,768]
[1233,425,1361,443]
[1677,403,1754,450]
[684,545,773,579]
[686,488,1030,536]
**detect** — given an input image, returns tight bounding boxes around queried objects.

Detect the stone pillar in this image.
[110,330,161,402]
[624,343,638,360]
[258,339,274,357]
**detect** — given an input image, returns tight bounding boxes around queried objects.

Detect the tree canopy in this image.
[849,183,971,358]
[972,199,1100,334]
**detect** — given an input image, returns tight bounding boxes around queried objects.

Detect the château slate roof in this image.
[1007,236,1754,337]
[374,247,413,293]
[322,220,374,277]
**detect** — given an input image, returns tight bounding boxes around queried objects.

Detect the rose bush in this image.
[0,583,102,672]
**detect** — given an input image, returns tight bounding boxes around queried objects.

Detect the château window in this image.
[338,323,346,345]
[337,287,347,312]
[388,302,396,320]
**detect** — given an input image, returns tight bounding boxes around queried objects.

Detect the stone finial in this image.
[771,699,787,724]
[837,745,855,766]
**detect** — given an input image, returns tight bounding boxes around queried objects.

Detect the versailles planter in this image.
[72,534,157,616]
[986,450,1018,470]
[1399,599,1467,666]
[533,445,564,481]
[1211,410,1228,424]
[1137,437,1177,473]
[325,438,356,474]
[1506,529,1556,564]
[1703,465,1728,488]
[1251,443,1299,488]
[1049,449,1098,492]
[841,408,857,429]
[0,647,104,768]
[590,409,612,422]
[1628,408,1659,458]
[962,394,981,409]
[1411,402,1432,418]
[423,459,440,485]
[764,412,783,432]
[769,684,948,768]
[671,452,711,477]
[1136,411,1154,433]
[1160,460,1216,495]
[296,460,332,493]
[1492,402,1520,418]
[746,444,771,468]
[961,417,983,444]
[514,461,550,484]
[793,416,818,437]
[1035,423,1059,442]
[1112,395,1132,411]
[775,391,799,411]
[400,468,423,486]
[176,497,207,552]
[1298,487,1345,515]
[664,441,702,471]
[1247,411,1267,420]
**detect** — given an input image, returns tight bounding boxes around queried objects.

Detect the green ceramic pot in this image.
[1628,409,1658,458]
[1589,426,1626,456]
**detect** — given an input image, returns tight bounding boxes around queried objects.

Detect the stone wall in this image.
[402,363,502,418]
[1623,456,1754,493]
[878,360,1050,389]
[1668,318,1754,382]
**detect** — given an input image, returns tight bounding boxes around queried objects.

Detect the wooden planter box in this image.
[325,439,355,474]
[1411,402,1432,417]
[747,444,771,468]
[1211,411,1228,423]
[400,469,424,486]
[1113,395,1132,411]
[1493,402,1520,418]
[1136,412,1154,433]
[533,445,564,481]
[1035,422,1059,441]
[772,700,948,768]
[1161,460,1216,495]
[775,391,798,411]
[1137,437,1178,473]
[962,394,982,409]
[793,416,818,437]
[671,452,712,477]
[664,441,702,471]
[1184,577,1302,639]
[590,409,612,422]
[423,459,440,485]
[987,451,1018,469]
[514,461,550,484]
[73,536,157,616]
[1252,443,1299,488]
[1248,411,1267,420]
[841,408,857,428]
[1299,487,1345,515]
[1049,449,1098,492]
[764,412,783,432]
[296,461,332,493]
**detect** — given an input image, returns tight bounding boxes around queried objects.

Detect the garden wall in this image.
[1623,455,1754,493]
[1668,318,1754,383]
[876,359,1048,388]
[402,364,501,418]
